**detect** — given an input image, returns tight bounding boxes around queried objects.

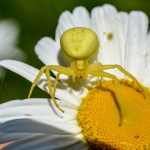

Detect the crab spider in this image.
[28,27,145,124]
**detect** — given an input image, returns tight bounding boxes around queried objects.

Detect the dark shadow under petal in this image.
[2,133,84,150]
[0,119,81,144]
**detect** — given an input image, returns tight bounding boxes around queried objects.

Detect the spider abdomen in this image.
[60,27,100,62]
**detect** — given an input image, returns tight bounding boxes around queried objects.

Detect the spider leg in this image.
[28,65,75,113]
[54,73,76,95]
[46,66,75,112]
[28,66,47,98]
[53,73,60,96]
[88,70,124,125]
[45,67,64,112]
[89,62,102,68]
[114,64,146,98]
[89,63,145,98]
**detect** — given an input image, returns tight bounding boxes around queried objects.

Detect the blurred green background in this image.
[0,0,149,103]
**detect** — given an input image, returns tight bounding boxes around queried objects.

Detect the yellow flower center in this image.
[77,79,150,150]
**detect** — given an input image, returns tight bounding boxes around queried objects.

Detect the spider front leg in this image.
[89,63,145,98]
[28,65,75,113]
[53,73,61,96]
[114,64,146,98]
[45,67,64,112]
[88,70,124,125]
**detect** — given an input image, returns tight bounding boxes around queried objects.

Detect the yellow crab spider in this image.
[28,27,145,124]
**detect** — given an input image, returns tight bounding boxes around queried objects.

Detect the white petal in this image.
[117,12,129,67]
[0,119,81,136]
[144,32,150,65]
[2,133,84,150]
[35,37,69,67]
[125,11,149,81]
[91,4,128,79]
[0,98,78,123]
[55,11,79,46]
[58,10,79,27]
[140,63,150,88]
[0,60,81,107]
[72,6,91,28]
[137,32,150,82]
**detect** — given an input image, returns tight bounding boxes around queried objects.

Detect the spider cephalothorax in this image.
[28,27,145,125]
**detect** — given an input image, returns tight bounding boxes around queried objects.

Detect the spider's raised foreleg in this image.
[113,64,145,98]
[88,70,124,125]
[88,63,145,98]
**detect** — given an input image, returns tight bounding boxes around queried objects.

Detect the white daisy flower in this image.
[1,4,150,150]
[0,19,25,79]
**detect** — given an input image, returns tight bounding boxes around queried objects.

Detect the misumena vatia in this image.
[28,27,145,125]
